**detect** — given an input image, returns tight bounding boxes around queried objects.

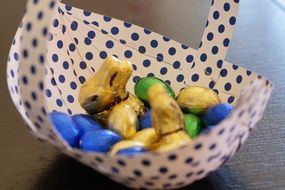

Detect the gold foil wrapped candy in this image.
[148,84,184,135]
[132,128,158,147]
[156,131,191,153]
[108,103,138,139]
[78,56,132,114]
[176,86,221,115]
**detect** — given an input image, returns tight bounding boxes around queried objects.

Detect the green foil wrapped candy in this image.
[134,76,175,103]
[184,114,202,138]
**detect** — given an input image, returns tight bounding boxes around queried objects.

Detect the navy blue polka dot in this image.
[223,38,230,47]
[168,154,177,161]
[88,31,96,39]
[165,80,171,85]
[23,49,28,58]
[200,53,207,62]
[111,27,119,35]
[32,38,38,47]
[117,160,126,166]
[14,53,19,61]
[224,83,232,91]
[133,76,140,83]
[181,44,188,49]
[124,50,133,58]
[236,75,242,83]
[150,40,158,48]
[217,60,223,68]
[194,143,202,150]
[220,69,228,77]
[168,47,176,55]
[57,40,63,48]
[138,46,146,54]
[147,73,154,77]
[69,43,76,52]
[131,33,139,41]
[176,74,184,82]
[92,21,99,27]
[24,101,31,109]
[156,53,164,62]
[103,16,111,22]
[84,37,92,45]
[185,157,193,164]
[144,28,151,34]
[142,160,151,166]
[134,170,142,177]
[37,11,43,20]
[65,5,72,11]
[67,95,74,103]
[213,11,220,19]
[53,19,59,28]
[192,74,199,82]
[132,64,137,71]
[205,67,212,75]
[229,16,236,25]
[209,81,215,89]
[224,3,230,11]
[70,82,77,89]
[124,22,132,28]
[55,99,63,107]
[99,51,107,59]
[105,40,114,49]
[63,61,69,69]
[45,89,52,97]
[212,46,219,54]
[71,21,78,31]
[186,55,194,63]
[247,70,252,76]
[143,59,151,67]
[207,32,214,41]
[59,75,65,83]
[163,36,170,42]
[218,25,225,33]
[80,61,87,69]
[160,67,168,75]
[83,10,91,16]
[173,61,180,69]
[51,78,56,86]
[79,76,86,84]
[159,167,168,174]
[85,52,93,60]
[228,96,235,103]
[31,92,37,100]
[52,54,58,62]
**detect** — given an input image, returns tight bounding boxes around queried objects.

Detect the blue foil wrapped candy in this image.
[203,103,234,126]
[80,129,122,153]
[139,110,152,130]
[117,147,147,155]
[49,111,80,148]
[72,114,102,136]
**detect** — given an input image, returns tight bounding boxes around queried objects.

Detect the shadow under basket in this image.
[6,0,273,189]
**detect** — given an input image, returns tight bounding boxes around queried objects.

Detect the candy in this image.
[148,84,184,135]
[184,114,203,138]
[49,111,80,148]
[94,93,145,125]
[139,110,152,130]
[176,86,221,114]
[132,128,158,147]
[93,108,111,126]
[156,131,191,152]
[135,76,175,103]
[109,141,145,156]
[78,56,133,114]
[117,147,147,155]
[72,114,102,136]
[203,103,233,125]
[108,103,138,139]
[122,93,145,117]
[80,129,122,152]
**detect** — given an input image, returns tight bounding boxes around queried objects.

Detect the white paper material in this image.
[6,0,273,189]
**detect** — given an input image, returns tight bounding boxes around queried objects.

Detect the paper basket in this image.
[6,0,274,189]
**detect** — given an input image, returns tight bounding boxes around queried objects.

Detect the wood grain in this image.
[0,0,284,189]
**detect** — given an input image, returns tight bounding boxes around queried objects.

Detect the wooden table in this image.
[0,0,284,189]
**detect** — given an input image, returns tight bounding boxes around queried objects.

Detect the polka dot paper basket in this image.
[6,0,274,189]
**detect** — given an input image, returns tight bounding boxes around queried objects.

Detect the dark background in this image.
[0,0,285,189]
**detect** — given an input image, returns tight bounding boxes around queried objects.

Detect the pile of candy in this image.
[49,56,233,156]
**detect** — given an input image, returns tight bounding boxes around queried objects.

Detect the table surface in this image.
[0,0,285,189]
